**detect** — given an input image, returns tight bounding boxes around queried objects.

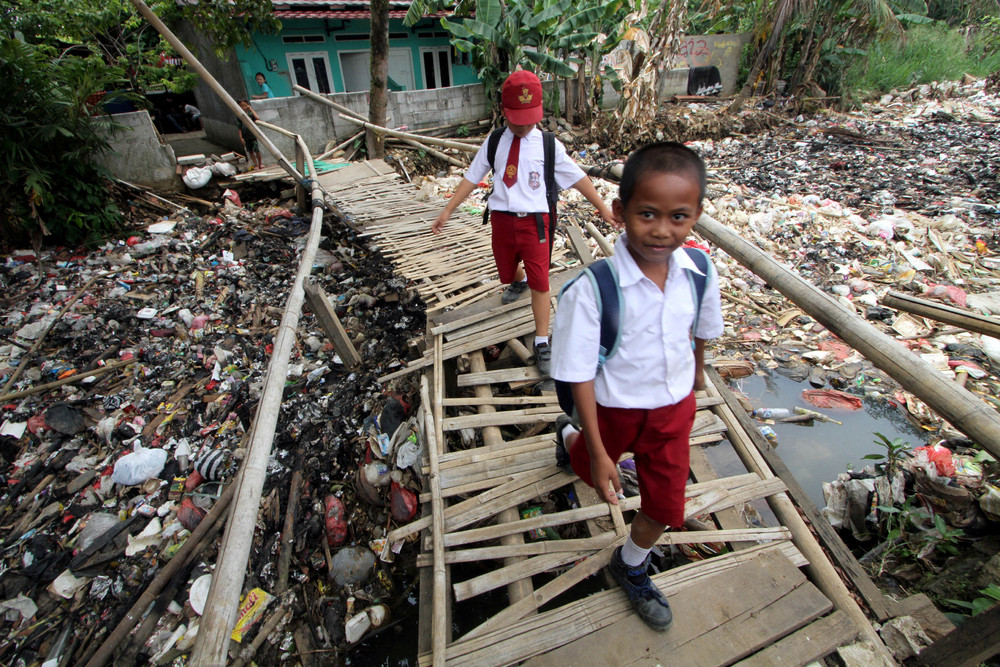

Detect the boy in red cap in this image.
[431,70,614,376]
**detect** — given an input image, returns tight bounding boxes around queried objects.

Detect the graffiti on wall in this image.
[678,36,743,69]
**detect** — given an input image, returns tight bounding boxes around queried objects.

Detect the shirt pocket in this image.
[523,157,546,191]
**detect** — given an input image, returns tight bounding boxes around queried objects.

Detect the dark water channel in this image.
[724,371,930,508]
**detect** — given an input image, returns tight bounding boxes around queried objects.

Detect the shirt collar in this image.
[612,233,705,286]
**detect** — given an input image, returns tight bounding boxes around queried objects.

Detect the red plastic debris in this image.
[184,470,205,492]
[177,496,207,530]
[390,482,417,523]
[325,495,348,547]
[126,236,141,246]
[913,445,956,477]
[800,389,864,410]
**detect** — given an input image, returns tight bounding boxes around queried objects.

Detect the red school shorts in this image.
[569,392,696,528]
[490,211,550,292]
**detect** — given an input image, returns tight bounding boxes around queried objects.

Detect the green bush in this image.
[0,38,125,248]
[843,22,1000,98]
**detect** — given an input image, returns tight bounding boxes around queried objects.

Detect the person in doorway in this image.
[237,99,263,171]
[184,103,202,131]
[252,72,275,100]
[430,70,614,377]
[550,142,723,631]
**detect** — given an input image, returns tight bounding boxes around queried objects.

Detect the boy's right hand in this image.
[591,452,622,504]
[430,212,449,235]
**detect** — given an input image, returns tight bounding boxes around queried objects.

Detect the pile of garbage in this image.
[0,190,426,663]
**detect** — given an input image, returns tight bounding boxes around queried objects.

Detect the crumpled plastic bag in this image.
[912,444,956,477]
[213,162,237,178]
[801,389,864,410]
[111,443,168,486]
[182,166,212,189]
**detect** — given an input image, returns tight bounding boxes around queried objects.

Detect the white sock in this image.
[534,336,549,347]
[621,534,652,567]
[560,422,578,444]
[516,277,527,283]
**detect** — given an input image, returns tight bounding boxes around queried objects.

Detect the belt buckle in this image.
[515,212,529,217]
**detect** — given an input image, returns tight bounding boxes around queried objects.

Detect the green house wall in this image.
[234,17,479,97]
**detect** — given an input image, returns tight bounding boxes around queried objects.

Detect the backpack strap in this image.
[557,258,622,366]
[542,130,557,255]
[681,246,711,347]
[481,127,507,224]
[555,258,623,415]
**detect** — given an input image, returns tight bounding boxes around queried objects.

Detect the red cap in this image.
[501,70,543,125]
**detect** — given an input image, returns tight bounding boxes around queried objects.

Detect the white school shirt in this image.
[551,233,724,409]
[463,127,585,213]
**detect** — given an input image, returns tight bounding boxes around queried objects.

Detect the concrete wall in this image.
[677,33,750,96]
[96,111,178,190]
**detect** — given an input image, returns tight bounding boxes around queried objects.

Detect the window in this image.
[283,35,325,44]
[286,52,333,94]
[420,47,452,89]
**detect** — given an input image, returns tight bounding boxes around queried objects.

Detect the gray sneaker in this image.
[609,546,673,631]
[501,280,530,304]
[534,341,551,376]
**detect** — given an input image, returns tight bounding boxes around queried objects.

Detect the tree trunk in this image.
[367,0,390,159]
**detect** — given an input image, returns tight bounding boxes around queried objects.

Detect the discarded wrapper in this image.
[231,587,274,642]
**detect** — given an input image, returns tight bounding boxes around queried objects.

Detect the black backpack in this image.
[554,247,712,416]
[482,127,558,251]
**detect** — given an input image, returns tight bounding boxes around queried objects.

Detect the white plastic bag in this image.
[213,162,237,178]
[111,443,168,486]
[182,166,212,189]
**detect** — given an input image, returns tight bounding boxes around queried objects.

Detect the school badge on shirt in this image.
[529,170,541,189]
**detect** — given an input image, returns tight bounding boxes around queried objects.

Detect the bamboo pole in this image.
[128,0,303,183]
[317,131,364,161]
[336,114,481,153]
[882,290,1000,338]
[0,359,135,403]
[695,213,1000,459]
[189,137,326,667]
[422,366,448,666]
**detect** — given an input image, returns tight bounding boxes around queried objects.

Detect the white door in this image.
[286,52,333,94]
[339,48,415,92]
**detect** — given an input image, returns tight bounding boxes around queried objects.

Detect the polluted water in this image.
[728,371,928,508]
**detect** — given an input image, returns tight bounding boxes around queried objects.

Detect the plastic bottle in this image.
[751,408,791,420]
[759,426,779,447]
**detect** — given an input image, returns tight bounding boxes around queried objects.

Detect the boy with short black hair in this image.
[431,70,615,376]
[237,99,263,171]
[550,142,723,631]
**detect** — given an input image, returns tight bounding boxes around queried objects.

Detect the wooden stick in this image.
[303,281,361,368]
[231,606,291,667]
[1,270,114,395]
[275,464,304,595]
[0,359,135,403]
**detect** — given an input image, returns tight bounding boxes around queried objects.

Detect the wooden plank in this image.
[456,366,542,387]
[302,281,361,369]
[735,610,859,666]
[441,407,562,431]
[522,550,830,667]
[564,219,593,264]
[915,603,1000,667]
[426,545,808,667]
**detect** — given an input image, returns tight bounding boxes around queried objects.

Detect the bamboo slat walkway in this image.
[324,160,891,666]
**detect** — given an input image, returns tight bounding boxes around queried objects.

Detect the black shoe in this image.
[555,414,574,469]
[501,280,529,304]
[534,341,551,376]
[608,546,673,631]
